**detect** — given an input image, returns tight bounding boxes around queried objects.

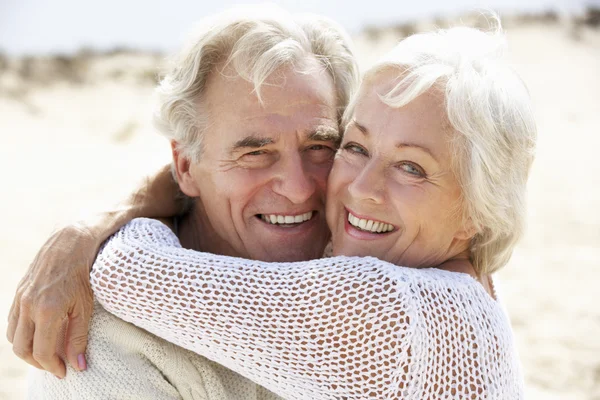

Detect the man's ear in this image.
[171,141,201,198]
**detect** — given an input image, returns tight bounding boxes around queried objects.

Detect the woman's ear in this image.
[171,141,201,197]
[454,216,478,241]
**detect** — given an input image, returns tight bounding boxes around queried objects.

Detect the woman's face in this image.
[326,70,473,267]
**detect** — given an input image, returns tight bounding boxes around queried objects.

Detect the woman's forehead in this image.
[350,81,453,163]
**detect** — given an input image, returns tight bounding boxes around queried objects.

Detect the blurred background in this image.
[1,1,599,399]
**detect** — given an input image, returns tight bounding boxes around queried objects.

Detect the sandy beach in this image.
[0,14,598,400]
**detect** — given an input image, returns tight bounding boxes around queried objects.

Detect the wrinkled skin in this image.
[7,165,181,378]
[7,225,96,378]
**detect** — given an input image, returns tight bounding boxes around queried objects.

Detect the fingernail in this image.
[77,354,87,371]
[54,375,63,380]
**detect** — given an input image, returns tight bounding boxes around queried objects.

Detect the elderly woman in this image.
[88,20,536,399]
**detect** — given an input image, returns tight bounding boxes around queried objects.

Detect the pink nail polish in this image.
[77,354,87,371]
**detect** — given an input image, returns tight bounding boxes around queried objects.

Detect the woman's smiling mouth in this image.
[346,209,396,235]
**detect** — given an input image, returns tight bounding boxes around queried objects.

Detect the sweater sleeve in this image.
[90,218,509,400]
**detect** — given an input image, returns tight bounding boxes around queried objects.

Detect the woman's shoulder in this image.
[406,268,514,337]
[407,267,500,307]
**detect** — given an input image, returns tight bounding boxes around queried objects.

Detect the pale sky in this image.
[0,0,593,55]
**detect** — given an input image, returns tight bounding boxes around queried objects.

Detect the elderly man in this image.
[8,5,358,398]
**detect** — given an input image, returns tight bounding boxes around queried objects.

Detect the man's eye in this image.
[343,142,368,156]
[246,150,266,156]
[307,144,336,153]
[399,162,426,177]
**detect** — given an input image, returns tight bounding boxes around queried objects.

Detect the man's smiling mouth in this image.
[258,211,314,225]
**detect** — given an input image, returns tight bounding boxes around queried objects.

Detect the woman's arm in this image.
[92,218,505,399]
[7,165,184,378]
[91,218,418,399]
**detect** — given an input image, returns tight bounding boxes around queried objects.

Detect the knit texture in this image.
[27,303,281,400]
[91,218,524,399]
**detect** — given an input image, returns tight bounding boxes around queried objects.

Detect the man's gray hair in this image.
[346,15,537,274]
[154,4,359,162]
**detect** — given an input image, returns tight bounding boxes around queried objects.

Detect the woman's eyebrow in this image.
[395,142,438,162]
[350,119,369,136]
[351,119,438,161]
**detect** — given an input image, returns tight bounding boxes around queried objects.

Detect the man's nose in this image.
[347,160,385,204]
[272,152,316,205]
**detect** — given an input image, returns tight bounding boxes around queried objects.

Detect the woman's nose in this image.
[347,160,385,204]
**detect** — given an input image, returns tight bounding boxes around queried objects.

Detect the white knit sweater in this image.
[90,218,524,399]
[27,303,281,400]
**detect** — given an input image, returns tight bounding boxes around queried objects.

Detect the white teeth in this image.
[348,212,393,233]
[261,211,313,225]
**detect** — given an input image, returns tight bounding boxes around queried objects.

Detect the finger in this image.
[33,315,67,378]
[64,308,92,372]
[6,297,20,343]
[12,313,43,370]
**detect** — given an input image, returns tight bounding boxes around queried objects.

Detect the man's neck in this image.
[177,205,242,258]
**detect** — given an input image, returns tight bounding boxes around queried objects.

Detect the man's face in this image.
[178,60,339,261]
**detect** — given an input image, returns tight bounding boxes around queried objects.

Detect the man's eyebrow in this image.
[231,135,275,151]
[350,119,438,161]
[306,125,342,146]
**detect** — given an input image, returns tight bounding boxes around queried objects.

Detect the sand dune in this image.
[1,13,598,400]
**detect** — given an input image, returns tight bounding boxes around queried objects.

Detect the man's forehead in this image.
[205,59,337,114]
[231,99,339,138]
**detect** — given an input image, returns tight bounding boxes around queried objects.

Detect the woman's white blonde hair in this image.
[154,4,359,162]
[346,15,537,274]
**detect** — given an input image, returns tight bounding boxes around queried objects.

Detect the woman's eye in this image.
[399,162,425,177]
[343,143,368,156]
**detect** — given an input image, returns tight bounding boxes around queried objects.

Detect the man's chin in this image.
[249,233,329,262]
[247,214,330,261]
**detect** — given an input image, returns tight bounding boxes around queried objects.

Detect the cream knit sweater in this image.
[89,218,524,399]
[27,302,281,400]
